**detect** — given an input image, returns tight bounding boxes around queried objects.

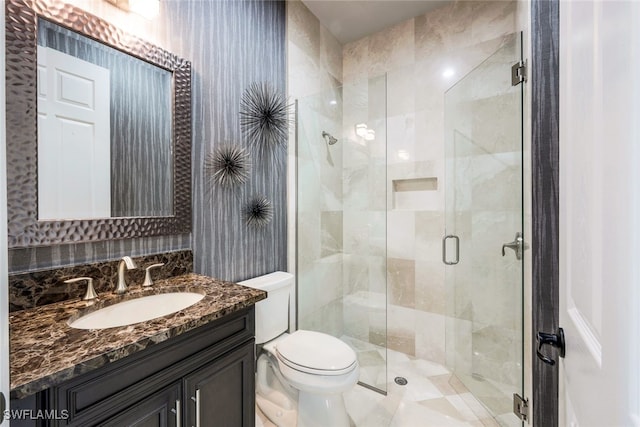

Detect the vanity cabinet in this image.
[12,307,256,427]
[183,343,254,427]
[98,382,181,427]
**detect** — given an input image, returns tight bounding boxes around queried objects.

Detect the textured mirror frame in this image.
[5,0,192,248]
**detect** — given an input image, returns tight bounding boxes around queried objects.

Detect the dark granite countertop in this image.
[10,273,266,399]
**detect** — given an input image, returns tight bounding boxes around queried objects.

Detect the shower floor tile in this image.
[343,361,496,427]
[255,347,514,427]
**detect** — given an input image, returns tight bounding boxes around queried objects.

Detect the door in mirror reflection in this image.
[37,46,111,219]
[37,18,173,220]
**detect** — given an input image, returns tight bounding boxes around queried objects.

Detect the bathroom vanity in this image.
[9,274,266,427]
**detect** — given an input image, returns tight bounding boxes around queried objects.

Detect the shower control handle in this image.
[502,232,527,260]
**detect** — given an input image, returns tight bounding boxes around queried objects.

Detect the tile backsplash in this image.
[9,250,193,312]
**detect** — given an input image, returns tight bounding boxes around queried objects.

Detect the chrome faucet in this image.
[116,256,137,294]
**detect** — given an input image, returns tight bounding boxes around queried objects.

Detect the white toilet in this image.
[239,272,359,427]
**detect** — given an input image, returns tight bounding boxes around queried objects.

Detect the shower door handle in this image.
[502,232,527,260]
[442,235,460,265]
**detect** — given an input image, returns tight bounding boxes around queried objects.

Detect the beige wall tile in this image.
[368,19,415,76]
[470,1,517,42]
[471,323,521,387]
[320,211,343,257]
[343,37,369,83]
[415,260,445,314]
[415,210,445,262]
[368,255,387,294]
[387,113,416,165]
[287,0,320,60]
[320,25,343,82]
[299,298,344,337]
[387,330,416,356]
[415,1,475,57]
[386,66,416,117]
[292,0,520,371]
[388,258,416,309]
[387,210,416,259]
[415,311,446,364]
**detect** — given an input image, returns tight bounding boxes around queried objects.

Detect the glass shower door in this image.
[444,33,524,426]
[296,75,388,394]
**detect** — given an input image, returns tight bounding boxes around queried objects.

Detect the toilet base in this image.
[256,393,297,426]
[298,391,351,427]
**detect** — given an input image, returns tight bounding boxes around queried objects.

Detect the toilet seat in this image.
[275,330,357,376]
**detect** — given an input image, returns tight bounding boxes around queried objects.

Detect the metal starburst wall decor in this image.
[205,145,251,188]
[239,82,290,160]
[244,196,274,228]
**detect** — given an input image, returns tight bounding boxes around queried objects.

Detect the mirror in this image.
[6,0,192,248]
[37,19,174,220]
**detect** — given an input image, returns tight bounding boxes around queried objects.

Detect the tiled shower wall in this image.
[289,0,521,382]
[287,0,345,335]
[341,1,519,364]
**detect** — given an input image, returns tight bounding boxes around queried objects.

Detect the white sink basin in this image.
[68,292,205,330]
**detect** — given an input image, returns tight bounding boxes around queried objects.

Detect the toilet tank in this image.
[238,271,293,344]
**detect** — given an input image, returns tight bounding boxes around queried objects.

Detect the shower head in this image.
[322,131,338,145]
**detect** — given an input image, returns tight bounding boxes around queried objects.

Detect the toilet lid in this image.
[275,330,357,376]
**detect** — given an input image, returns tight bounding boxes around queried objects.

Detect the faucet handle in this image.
[64,277,98,301]
[142,263,165,287]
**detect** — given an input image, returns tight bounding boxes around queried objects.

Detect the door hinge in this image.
[513,393,529,421]
[512,60,527,86]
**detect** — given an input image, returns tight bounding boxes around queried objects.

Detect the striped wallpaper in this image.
[163,0,288,282]
[8,0,287,279]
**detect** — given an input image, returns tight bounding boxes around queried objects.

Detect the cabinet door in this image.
[184,340,255,427]
[98,382,181,427]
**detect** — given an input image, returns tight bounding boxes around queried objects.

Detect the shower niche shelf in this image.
[392,177,438,210]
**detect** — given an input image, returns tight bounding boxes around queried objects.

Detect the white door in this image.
[37,46,111,219]
[559,1,640,426]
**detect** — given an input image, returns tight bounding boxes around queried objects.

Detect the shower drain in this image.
[394,376,408,386]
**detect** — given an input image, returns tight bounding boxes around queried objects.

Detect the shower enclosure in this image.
[296,75,388,394]
[295,32,525,425]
